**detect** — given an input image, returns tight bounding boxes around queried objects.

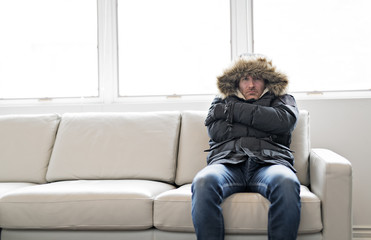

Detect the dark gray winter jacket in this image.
[205,56,299,171]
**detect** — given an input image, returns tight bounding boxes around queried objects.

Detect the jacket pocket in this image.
[207,149,247,165]
[260,149,294,161]
[261,138,293,152]
[259,139,295,166]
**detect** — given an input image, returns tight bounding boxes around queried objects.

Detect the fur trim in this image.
[217,56,288,98]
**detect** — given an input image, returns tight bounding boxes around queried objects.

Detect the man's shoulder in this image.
[211,95,227,104]
[274,94,297,106]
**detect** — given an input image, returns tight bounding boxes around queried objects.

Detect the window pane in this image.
[254,0,371,92]
[118,0,231,97]
[0,0,98,99]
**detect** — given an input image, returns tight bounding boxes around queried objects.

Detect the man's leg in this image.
[191,163,246,240]
[248,163,301,240]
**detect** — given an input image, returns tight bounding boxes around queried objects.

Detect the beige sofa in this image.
[0,110,352,240]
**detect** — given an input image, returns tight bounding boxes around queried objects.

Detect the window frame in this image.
[115,0,235,100]
[0,0,101,102]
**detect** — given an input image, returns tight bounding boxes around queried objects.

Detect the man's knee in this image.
[276,172,299,187]
[192,170,221,194]
[267,166,301,200]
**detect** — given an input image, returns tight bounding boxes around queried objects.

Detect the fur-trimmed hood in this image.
[217,55,289,98]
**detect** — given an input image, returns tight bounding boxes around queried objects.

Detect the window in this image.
[1,0,369,104]
[0,0,98,99]
[117,0,231,97]
[253,0,371,93]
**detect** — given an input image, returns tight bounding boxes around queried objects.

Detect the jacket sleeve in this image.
[204,97,225,126]
[207,120,273,143]
[230,94,299,135]
[205,97,272,143]
[207,120,247,143]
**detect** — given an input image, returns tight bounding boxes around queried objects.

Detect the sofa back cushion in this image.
[290,110,310,185]
[175,111,209,186]
[46,112,181,183]
[175,110,310,186]
[0,114,61,183]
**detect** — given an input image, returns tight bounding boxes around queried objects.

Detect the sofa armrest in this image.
[309,148,352,240]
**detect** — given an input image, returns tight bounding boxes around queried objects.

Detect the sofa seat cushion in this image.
[0,183,36,196]
[0,180,175,230]
[154,184,322,234]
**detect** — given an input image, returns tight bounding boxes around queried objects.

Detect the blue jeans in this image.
[191,160,301,240]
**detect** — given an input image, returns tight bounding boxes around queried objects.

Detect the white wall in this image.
[1,97,370,237]
[297,98,371,238]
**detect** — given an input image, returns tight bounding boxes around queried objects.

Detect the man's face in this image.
[239,76,266,100]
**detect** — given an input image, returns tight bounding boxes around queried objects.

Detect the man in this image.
[191,55,301,240]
